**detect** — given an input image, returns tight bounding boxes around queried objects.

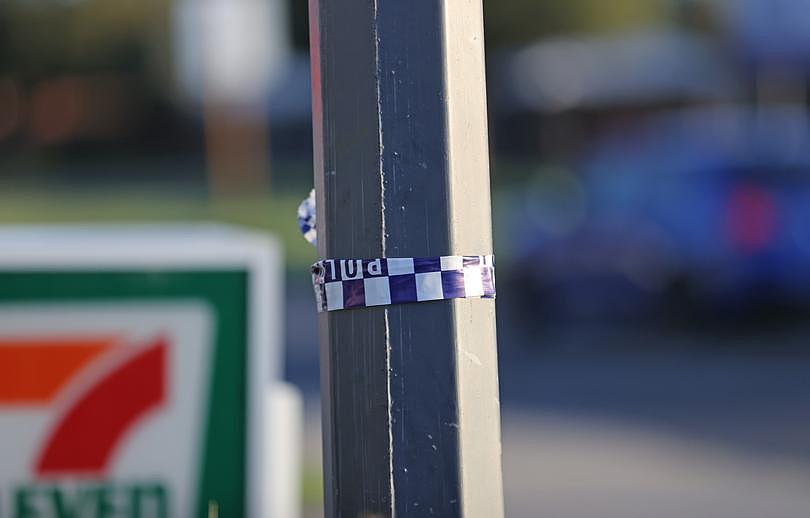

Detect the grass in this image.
[301,467,324,507]
[0,190,317,271]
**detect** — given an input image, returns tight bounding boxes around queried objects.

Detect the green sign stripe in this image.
[0,271,249,518]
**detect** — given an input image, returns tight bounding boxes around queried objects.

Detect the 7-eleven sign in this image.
[0,335,168,478]
[0,226,281,518]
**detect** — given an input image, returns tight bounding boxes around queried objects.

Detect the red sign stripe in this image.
[36,338,167,476]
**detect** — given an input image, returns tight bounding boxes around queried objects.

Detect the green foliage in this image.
[484,0,675,46]
[0,0,168,77]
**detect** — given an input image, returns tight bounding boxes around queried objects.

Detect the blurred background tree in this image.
[485,0,674,45]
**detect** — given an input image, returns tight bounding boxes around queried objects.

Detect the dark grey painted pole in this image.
[309,0,504,516]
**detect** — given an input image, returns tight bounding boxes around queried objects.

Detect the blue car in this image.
[505,107,810,321]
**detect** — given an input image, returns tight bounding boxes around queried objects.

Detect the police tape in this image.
[297,189,317,247]
[311,256,495,312]
[299,191,495,311]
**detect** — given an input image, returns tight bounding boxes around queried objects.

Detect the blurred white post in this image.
[266,383,303,518]
[172,0,291,195]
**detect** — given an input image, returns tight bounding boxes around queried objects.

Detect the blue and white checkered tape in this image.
[299,190,496,311]
[297,189,317,246]
[311,255,496,312]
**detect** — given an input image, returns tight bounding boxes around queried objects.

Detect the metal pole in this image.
[309,0,504,516]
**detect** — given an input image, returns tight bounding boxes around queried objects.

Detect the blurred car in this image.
[505,106,810,321]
